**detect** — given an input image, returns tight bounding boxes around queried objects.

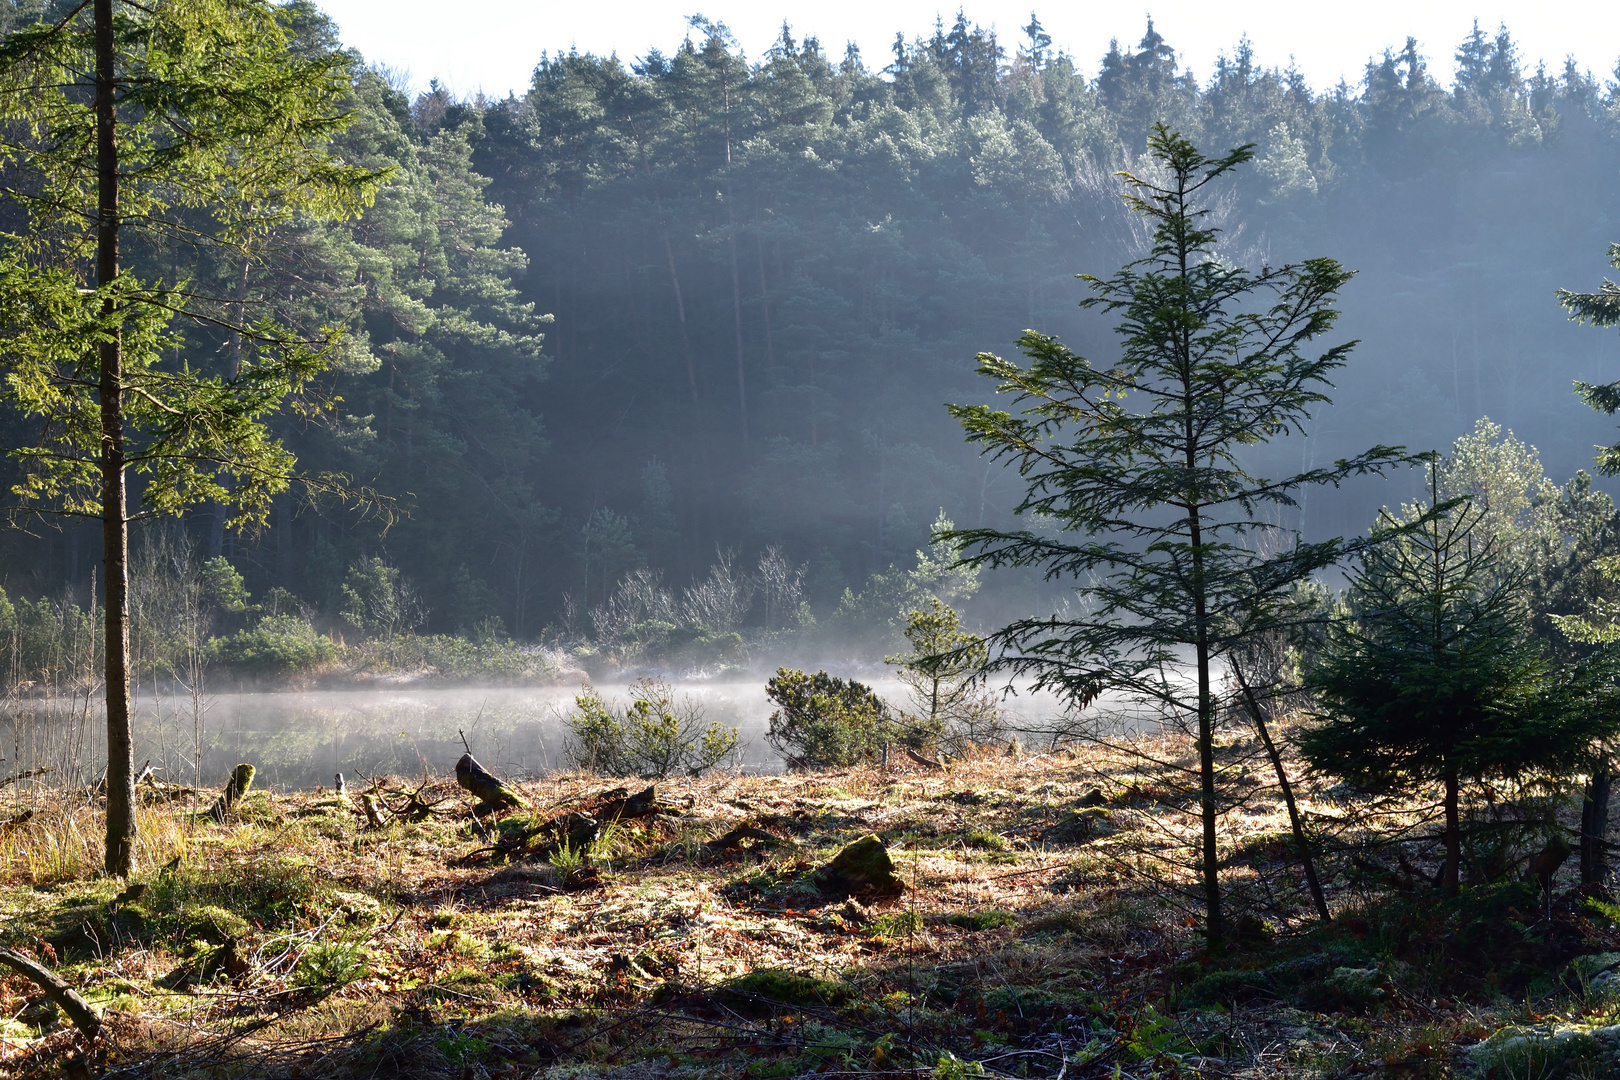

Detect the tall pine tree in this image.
[0,0,380,874]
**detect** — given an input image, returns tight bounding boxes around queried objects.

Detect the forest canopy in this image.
[1,4,1617,645]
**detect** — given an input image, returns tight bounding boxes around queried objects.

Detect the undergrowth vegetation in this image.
[1,725,1617,1079]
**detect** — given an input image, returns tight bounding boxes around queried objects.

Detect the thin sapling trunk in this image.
[1233,663,1331,922]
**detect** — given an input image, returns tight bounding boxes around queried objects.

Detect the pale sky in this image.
[314,0,1620,101]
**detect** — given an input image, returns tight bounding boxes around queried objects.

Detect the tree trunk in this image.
[1189,507,1220,947]
[629,121,700,415]
[1194,635,1222,949]
[1582,755,1613,888]
[723,85,747,443]
[727,203,747,442]
[753,203,775,369]
[1233,666,1331,922]
[96,0,135,879]
[1442,766,1461,897]
[660,227,701,412]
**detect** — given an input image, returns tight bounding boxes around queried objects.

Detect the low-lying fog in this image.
[1,680,1086,792]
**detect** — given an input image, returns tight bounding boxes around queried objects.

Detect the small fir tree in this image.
[887,599,1003,753]
[946,126,1416,945]
[1558,243,1620,474]
[1300,470,1607,896]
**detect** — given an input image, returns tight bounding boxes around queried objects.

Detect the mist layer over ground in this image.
[0,680,1082,791]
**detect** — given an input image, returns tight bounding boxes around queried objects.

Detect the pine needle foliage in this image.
[945,125,1418,946]
[1559,243,1620,474]
[1300,469,1614,896]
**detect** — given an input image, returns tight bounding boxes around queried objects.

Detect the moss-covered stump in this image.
[455,753,528,813]
[206,763,256,823]
[361,792,387,829]
[813,834,903,898]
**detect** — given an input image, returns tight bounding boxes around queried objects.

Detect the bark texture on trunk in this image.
[1195,638,1222,949]
[1582,757,1613,888]
[96,0,136,879]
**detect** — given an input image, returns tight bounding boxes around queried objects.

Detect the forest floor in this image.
[0,729,1614,1080]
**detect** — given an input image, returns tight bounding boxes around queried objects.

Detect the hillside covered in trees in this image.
[2,2,1618,645]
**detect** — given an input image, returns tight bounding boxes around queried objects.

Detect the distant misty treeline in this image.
[3,3,1619,642]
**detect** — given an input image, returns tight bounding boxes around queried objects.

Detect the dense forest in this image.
[4,2,1620,648]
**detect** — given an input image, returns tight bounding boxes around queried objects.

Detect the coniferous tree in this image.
[1300,470,1609,896]
[1558,244,1620,474]
[0,0,380,874]
[946,126,1414,946]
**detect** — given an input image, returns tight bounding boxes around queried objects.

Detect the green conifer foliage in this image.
[0,0,382,873]
[1300,469,1609,895]
[946,126,1415,946]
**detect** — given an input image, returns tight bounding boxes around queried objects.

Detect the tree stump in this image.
[455,753,527,813]
[814,834,904,898]
[206,764,255,823]
[593,785,657,821]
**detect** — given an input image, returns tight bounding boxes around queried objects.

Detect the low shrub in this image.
[294,941,370,991]
[764,668,892,769]
[563,680,740,778]
[206,615,336,677]
[347,634,553,681]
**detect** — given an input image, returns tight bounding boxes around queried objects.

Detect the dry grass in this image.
[0,728,1608,1079]
[0,796,192,885]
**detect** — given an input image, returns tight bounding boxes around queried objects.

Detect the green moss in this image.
[962,829,1008,851]
[151,854,317,924]
[869,910,923,937]
[178,904,249,944]
[1468,1022,1620,1080]
[944,909,1016,931]
[813,834,903,897]
[721,968,850,1013]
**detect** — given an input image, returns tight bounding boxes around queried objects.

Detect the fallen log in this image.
[904,747,946,771]
[593,785,657,822]
[0,766,54,791]
[0,946,99,1038]
[206,763,256,823]
[706,824,788,853]
[140,773,198,803]
[455,753,527,813]
[0,809,33,834]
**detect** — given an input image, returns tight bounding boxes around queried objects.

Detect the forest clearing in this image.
[0,725,1612,1080]
[9,0,1620,1076]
